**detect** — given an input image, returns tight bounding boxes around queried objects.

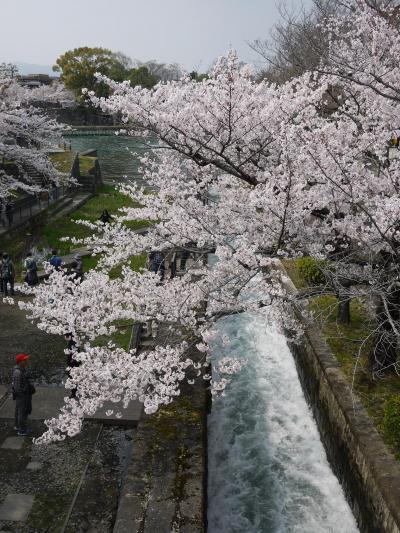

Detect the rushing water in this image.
[208,312,359,533]
[69,134,151,182]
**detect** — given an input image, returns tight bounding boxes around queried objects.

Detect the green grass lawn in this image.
[79,155,96,176]
[49,151,101,177]
[49,151,76,174]
[286,258,400,458]
[0,184,150,277]
[40,184,149,256]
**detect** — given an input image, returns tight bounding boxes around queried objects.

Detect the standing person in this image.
[49,249,62,271]
[71,253,84,282]
[1,253,15,296]
[64,333,80,398]
[178,248,190,271]
[149,250,166,282]
[24,252,39,286]
[5,202,13,227]
[0,201,6,227]
[99,209,112,224]
[12,354,35,436]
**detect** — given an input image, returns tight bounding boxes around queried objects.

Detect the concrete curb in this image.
[113,322,143,533]
[112,325,207,533]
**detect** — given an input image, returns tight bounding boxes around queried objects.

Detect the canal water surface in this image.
[208,312,359,533]
[69,133,149,182]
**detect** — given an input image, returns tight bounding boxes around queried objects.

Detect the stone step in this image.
[50,196,74,215]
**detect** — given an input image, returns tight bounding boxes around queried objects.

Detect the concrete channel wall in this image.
[291,321,400,533]
[113,325,208,533]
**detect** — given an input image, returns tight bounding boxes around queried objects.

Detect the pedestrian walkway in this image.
[0,296,140,531]
[0,417,129,531]
[0,386,142,426]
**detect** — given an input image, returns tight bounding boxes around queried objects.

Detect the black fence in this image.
[0,185,67,229]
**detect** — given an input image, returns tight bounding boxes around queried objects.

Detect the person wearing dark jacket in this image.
[49,249,62,271]
[99,210,112,224]
[12,354,34,436]
[1,253,15,295]
[5,203,13,226]
[24,253,39,286]
[64,333,80,398]
[149,250,166,281]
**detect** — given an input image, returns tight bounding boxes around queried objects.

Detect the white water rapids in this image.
[207,312,359,533]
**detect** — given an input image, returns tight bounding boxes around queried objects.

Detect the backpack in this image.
[1,260,12,279]
[26,259,37,273]
[50,256,62,269]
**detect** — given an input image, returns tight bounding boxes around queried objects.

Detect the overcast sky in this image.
[0,0,311,72]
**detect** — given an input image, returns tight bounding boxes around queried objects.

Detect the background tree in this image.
[0,68,66,200]
[107,52,132,82]
[0,62,19,80]
[128,66,158,89]
[53,47,131,97]
[134,60,185,82]
[251,0,400,83]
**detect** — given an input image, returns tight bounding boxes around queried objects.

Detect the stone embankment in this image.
[113,324,207,533]
[281,266,400,533]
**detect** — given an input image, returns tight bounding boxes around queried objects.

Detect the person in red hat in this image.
[12,354,35,436]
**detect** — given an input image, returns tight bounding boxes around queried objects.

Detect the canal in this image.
[208,312,359,532]
[66,133,359,532]
[68,132,151,183]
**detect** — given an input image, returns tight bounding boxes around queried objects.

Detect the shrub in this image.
[295,256,328,285]
[383,395,400,446]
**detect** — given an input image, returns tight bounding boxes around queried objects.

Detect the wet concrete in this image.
[0,297,66,385]
[0,419,133,532]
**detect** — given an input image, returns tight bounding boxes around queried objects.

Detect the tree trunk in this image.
[337,296,350,325]
[369,289,400,374]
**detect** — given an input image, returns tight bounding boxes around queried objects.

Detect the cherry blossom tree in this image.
[17,0,400,442]
[0,68,67,200]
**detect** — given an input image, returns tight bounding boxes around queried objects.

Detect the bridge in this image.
[64,125,132,137]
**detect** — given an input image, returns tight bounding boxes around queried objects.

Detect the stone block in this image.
[1,436,25,450]
[26,461,42,471]
[0,494,34,522]
[143,500,175,533]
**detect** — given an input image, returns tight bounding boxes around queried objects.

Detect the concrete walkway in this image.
[113,324,206,533]
[0,386,142,426]
[0,257,142,529]
[0,297,141,530]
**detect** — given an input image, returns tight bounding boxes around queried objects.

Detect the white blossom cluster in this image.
[18,1,400,442]
[0,72,68,200]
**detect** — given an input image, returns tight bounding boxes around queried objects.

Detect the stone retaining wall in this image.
[291,323,400,533]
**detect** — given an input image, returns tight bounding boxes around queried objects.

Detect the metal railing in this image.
[0,185,67,229]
